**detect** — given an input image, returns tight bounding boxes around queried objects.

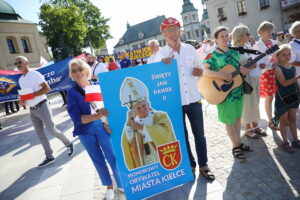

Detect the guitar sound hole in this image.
[220,81,234,92]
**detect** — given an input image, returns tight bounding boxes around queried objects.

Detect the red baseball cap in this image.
[161,17,181,32]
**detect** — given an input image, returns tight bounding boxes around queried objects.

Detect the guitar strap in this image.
[294,39,300,46]
[216,48,241,66]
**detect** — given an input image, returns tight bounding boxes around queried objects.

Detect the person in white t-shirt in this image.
[86,54,108,82]
[16,56,74,168]
[147,40,163,64]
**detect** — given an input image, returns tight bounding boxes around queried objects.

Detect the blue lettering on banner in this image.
[98,61,194,200]
[0,57,73,102]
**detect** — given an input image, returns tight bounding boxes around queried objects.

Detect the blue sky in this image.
[5,0,203,53]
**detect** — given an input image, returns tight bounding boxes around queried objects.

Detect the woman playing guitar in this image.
[203,26,251,159]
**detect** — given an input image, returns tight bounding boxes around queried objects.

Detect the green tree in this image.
[39,3,87,61]
[76,0,111,51]
[40,0,111,59]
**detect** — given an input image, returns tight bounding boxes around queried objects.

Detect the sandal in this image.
[282,142,294,154]
[268,122,279,130]
[253,127,267,136]
[200,166,215,181]
[244,129,260,139]
[232,146,246,159]
[291,140,300,148]
[239,143,253,152]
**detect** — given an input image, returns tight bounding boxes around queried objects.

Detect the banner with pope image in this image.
[98,60,193,200]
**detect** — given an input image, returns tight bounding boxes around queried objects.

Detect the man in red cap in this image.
[160,17,215,181]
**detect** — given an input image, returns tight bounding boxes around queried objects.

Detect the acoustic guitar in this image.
[198,45,279,105]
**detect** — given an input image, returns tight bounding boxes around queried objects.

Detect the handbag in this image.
[277,67,300,106]
[242,78,253,94]
[278,91,299,105]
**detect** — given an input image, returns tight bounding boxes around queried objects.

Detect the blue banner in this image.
[0,57,73,102]
[98,61,193,200]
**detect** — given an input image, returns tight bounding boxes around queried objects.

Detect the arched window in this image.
[6,37,19,54]
[21,37,32,53]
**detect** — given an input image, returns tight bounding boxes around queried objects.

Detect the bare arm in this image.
[290,62,300,67]
[81,108,108,124]
[275,66,300,87]
[203,63,232,81]
[34,82,51,97]
[91,75,98,80]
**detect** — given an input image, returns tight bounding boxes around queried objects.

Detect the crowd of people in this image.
[5,17,300,200]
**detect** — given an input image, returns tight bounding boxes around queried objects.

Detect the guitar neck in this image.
[245,53,267,68]
[231,53,267,78]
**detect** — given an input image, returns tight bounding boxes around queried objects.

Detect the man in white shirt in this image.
[147,40,163,64]
[86,54,108,82]
[16,56,74,168]
[160,17,215,180]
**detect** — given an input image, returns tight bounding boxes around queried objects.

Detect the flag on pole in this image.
[85,85,102,102]
[40,56,48,67]
[203,28,209,40]
[18,88,34,101]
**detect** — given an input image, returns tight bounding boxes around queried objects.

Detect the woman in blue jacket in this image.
[66,59,122,200]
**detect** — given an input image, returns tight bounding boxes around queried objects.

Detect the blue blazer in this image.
[66,83,104,136]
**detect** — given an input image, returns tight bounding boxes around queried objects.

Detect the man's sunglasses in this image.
[14,61,23,65]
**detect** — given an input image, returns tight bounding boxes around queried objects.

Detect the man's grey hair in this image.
[15,56,28,62]
[120,50,127,54]
[148,39,159,46]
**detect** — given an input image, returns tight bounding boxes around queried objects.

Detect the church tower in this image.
[181,0,202,41]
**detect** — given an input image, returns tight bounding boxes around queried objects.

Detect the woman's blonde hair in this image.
[68,59,91,81]
[289,21,300,38]
[257,21,275,34]
[231,24,249,46]
[276,44,291,56]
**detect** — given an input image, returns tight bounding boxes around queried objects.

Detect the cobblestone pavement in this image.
[1,94,299,200]
[94,99,300,200]
[203,100,300,200]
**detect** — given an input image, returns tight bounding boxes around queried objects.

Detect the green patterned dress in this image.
[204,49,244,125]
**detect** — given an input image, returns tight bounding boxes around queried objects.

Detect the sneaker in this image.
[38,157,55,168]
[105,189,114,200]
[119,188,124,193]
[67,143,74,157]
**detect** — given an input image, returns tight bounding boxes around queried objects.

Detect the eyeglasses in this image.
[14,61,23,65]
[163,27,180,34]
[71,67,84,73]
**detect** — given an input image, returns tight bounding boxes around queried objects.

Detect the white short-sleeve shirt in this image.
[290,39,300,84]
[147,47,163,64]
[91,62,108,77]
[253,38,277,74]
[19,70,47,107]
[160,43,203,106]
